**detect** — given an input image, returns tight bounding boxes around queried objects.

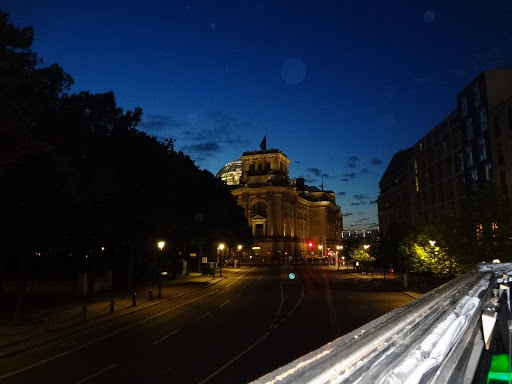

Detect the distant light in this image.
[289,273,296,280]
[493,259,501,264]
[161,271,168,276]
[429,240,436,247]
[157,241,165,250]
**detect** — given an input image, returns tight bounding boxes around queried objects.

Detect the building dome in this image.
[216,160,242,186]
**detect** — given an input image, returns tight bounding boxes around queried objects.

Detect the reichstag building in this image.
[217,148,343,260]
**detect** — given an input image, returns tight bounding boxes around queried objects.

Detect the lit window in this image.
[491,222,499,231]
[479,138,487,161]
[476,223,483,240]
[480,109,488,132]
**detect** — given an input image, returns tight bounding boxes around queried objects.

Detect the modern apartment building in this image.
[379,68,512,235]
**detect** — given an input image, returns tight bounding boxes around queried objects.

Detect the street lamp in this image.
[157,241,165,298]
[429,240,437,284]
[318,245,323,258]
[237,244,243,267]
[218,243,225,277]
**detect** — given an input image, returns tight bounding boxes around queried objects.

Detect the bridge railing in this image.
[251,266,500,384]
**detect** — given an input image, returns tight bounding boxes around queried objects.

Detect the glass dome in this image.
[216,160,242,186]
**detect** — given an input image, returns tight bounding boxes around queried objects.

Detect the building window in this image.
[476,223,483,241]
[484,163,492,181]
[257,163,263,171]
[456,152,464,173]
[465,117,473,139]
[265,162,270,171]
[478,138,487,161]
[465,146,473,167]
[473,84,481,107]
[251,201,267,216]
[480,109,488,132]
[460,97,468,116]
[249,163,255,172]
[254,223,265,237]
[471,169,478,190]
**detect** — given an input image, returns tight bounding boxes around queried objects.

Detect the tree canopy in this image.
[0,10,252,290]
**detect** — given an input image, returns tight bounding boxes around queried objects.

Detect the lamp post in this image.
[319,245,323,258]
[218,243,225,277]
[429,240,437,284]
[157,241,165,298]
[336,245,341,270]
[363,244,370,274]
[237,244,242,267]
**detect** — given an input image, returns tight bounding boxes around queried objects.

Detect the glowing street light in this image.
[218,243,225,277]
[157,241,165,298]
[237,244,243,265]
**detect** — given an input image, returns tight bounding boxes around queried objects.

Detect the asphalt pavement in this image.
[0,268,243,357]
[0,264,421,358]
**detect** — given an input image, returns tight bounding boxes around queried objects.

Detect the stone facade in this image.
[220,149,343,260]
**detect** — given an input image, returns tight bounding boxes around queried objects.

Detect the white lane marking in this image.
[225,267,255,288]
[194,312,210,321]
[152,330,179,345]
[197,332,270,384]
[258,274,263,280]
[0,290,218,381]
[235,292,244,299]
[74,363,118,384]
[220,300,231,307]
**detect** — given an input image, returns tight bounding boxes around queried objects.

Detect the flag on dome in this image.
[260,135,267,151]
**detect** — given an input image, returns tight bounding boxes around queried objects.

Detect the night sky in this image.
[4,1,512,230]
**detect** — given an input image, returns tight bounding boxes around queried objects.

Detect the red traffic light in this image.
[308,242,313,247]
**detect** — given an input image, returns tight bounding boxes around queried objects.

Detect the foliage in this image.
[397,227,462,277]
[350,245,375,264]
[0,10,252,293]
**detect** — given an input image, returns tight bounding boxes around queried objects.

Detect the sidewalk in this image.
[0,267,243,357]
[325,265,424,299]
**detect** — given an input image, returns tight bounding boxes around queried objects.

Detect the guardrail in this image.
[251,263,506,384]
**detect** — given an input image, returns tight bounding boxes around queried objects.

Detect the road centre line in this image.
[194,312,210,321]
[74,363,118,384]
[225,267,255,288]
[0,290,218,381]
[220,300,231,307]
[197,332,271,384]
[152,330,179,345]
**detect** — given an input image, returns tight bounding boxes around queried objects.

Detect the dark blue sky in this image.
[4,1,512,229]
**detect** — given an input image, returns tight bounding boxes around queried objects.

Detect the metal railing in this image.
[251,266,499,384]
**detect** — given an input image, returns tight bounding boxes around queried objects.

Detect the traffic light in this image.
[308,241,313,248]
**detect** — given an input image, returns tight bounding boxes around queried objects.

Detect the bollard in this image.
[82,303,87,322]
[132,292,137,307]
[149,289,153,301]
[43,317,49,335]
[110,298,115,314]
